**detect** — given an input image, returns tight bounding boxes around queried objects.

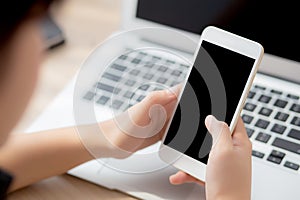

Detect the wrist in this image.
[74,121,132,160]
[208,193,250,200]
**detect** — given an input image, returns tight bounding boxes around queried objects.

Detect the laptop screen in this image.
[137,0,299,63]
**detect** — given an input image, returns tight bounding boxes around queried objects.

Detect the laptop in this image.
[27,0,300,199]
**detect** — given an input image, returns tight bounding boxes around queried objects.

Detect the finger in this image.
[169,171,205,186]
[143,89,177,107]
[159,84,183,118]
[233,117,248,138]
[134,100,177,150]
[163,99,178,118]
[133,85,181,116]
[127,90,176,126]
[205,115,232,148]
[169,84,182,97]
[232,117,250,146]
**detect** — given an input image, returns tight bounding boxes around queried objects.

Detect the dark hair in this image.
[0,0,55,46]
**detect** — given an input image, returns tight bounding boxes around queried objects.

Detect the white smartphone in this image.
[159,26,264,181]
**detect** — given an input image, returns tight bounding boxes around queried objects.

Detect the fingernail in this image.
[169,174,175,179]
[205,115,217,131]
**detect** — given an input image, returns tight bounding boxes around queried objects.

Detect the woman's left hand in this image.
[99,87,180,158]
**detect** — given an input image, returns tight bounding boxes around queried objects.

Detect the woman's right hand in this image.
[170,116,252,200]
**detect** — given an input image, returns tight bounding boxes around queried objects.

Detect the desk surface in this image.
[9,0,136,199]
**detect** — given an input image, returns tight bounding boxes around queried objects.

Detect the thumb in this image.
[205,115,232,148]
[141,87,178,109]
[134,85,181,121]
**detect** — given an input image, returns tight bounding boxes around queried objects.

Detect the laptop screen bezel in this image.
[121,0,300,84]
[121,0,200,53]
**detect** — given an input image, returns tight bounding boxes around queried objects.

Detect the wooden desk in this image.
[9,0,135,199]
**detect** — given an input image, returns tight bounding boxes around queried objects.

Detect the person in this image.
[169,115,252,200]
[0,0,252,199]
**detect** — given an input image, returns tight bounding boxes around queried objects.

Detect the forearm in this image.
[0,89,174,192]
[214,195,250,200]
[0,126,94,192]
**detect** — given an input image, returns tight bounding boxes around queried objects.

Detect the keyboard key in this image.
[272,137,300,155]
[131,58,141,64]
[246,127,254,137]
[256,132,271,143]
[83,91,95,101]
[125,79,136,86]
[255,119,270,129]
[242,114,254,124]
[111,64,127,72]
[126,104,134,109]
[291,117,300,127]
[157,77,168,84]
[129,69,140,76]
[180,64,189,68]
[171,81,180,87]
[290,104,300,113]
[271,89,282,95]
[123,91,134,99]
[252,150,265,158]
[112,100,123,109]
[287,94,299,100]
[270,150,285,159]
[158,66,168,72]
[154,87,162,91]
[97,96,109,105]
[152,56,161,60]
[171,70,182,77]
[274,99,288,108]
[137,95,146,102]
[103,72,121,82]
[267,155,282,164]
[144,63,154,68]
[258,95,271,103]
[259,107,272,117]
[248,91,256,99]
[138,51,147,56]
[139,85,150,91]
[118,55,127,60]
[274,112,289,122]
[244,103,257,112]
[288,129,300,141]
[96,83,120,94]
[166,60,175,64]
[143,73,154,80]
[284,161,299,170]
[255,85,266,90]
[271,124,286,134]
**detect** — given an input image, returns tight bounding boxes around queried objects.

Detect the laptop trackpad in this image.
[97,145,205,200]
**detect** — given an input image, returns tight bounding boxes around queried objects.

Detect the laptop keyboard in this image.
[82,49,300,172]
[242,84,300,171]
[83,50,189,112]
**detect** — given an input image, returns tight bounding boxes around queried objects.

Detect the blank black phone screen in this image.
[163,41,255,164]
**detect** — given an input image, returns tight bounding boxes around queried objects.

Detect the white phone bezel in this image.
[159,26,264,181]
